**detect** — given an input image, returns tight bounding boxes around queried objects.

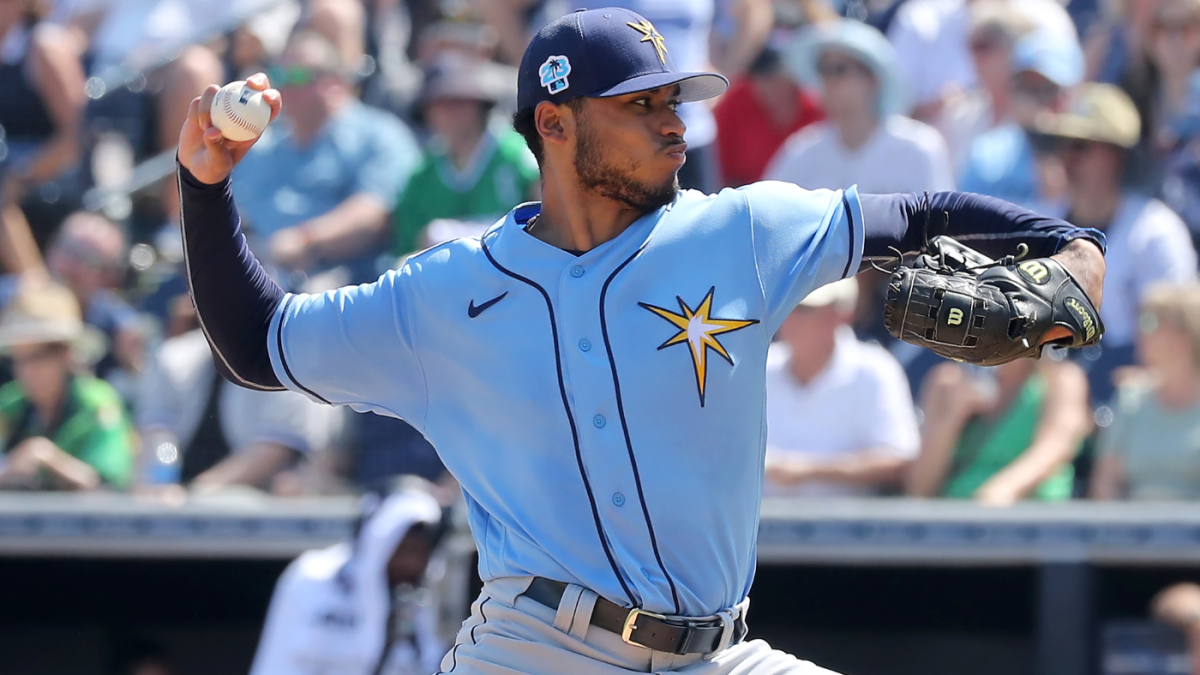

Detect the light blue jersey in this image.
[267,181,863,616]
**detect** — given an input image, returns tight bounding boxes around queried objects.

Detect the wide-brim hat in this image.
[1031,82,1140,149]
[420,52,516,105]
[783,19,907,118]
[0,278,106,363]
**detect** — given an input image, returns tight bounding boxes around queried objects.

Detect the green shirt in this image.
[1100,383,1200,500]
[943,375,1076,501]
[0,375,134,489]
[391,129,539,256]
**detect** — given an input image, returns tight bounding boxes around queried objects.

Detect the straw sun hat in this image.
[0,279,106,363]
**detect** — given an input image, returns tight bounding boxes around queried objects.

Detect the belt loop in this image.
[713,608,737,653]
[569,587,599,640]
[553,584,584,633]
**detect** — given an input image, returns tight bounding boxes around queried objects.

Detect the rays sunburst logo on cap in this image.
[627,19,668,65]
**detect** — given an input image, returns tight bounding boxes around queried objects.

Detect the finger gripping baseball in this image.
[883,236,1104,366]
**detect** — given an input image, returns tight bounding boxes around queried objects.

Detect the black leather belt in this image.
[521,577,747,655]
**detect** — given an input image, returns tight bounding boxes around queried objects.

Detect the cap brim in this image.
[593,71,729,103]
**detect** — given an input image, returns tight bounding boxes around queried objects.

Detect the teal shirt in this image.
[1101,383,1200,500]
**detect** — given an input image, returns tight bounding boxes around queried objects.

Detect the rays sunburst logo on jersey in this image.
[640,287,758,406]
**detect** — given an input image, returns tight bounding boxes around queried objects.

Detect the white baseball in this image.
[209,81,271,142]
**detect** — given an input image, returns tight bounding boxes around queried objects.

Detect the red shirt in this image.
[714,77,824,187]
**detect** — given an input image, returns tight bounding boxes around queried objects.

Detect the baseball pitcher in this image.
[176,8,1106,675]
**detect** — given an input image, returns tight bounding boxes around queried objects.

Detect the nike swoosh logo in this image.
[468,292,508,318]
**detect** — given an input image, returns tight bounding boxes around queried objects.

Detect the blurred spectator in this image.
[1091,285,1200,501]
[885,0,1077,122]
[233,31,421,283]
[136,301,338,491]
[958,28,1083,207]
[52,0,229,244]
[344,412,448,492]
[413,21,501,65]
[1034,83,1197,404]
[358,0,424,116]
[0,211,146,387]
[1085,0,1160,90]
[710,0,775,79]
[907,358,1090,505]
[392,53,536,257]
[713,47,824,187]
[228,0,303,80]
[250,482,447,675]
[0,0,86,272]
[1162,71,1200,246]
[45,211,143,381]
[1151,582,1200,675]
[305,0,366,75]
[765,19,954,193]
[1148,0,1200,151]
[0,279,133,491]
[763,278,919,497]
[935,1,1033,174]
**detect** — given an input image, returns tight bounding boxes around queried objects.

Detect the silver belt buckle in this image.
[621,607,667,646]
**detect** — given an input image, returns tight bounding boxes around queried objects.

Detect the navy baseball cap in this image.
[516,7,728,112]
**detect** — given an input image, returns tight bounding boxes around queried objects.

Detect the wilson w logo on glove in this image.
[883,236,1104,366]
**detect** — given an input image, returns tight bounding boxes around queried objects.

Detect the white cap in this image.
[798,277,859,312]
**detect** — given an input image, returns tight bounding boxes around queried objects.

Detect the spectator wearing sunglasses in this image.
[764,19,954,195]
[231,31,421,285]
[0,279,133,491]
[1034,84,1197,406]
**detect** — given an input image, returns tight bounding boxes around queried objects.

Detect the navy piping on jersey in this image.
[469,598,489,645]
[840,195,856,279]
[480,239,637,607]
[275,295,332,404]
[599,245,682,616]
[436,643,460,674]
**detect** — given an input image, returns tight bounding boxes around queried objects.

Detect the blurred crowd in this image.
[5,0,1200,510]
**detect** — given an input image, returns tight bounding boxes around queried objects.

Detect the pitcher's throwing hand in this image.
[178,73,282,186]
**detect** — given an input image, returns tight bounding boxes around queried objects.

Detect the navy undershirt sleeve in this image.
[177,162,285,390]
[859,192,1106,270]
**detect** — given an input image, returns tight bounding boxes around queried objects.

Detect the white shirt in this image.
[137,329,338,458]
[764,115,955,193]
[764,329,920,498]
[936,90,1000,177]
[1055,194,1198,347]
[887,0,1079,106]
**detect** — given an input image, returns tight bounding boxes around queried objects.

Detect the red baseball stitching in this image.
[220,88,261,134]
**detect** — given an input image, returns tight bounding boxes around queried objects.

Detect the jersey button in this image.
[578,339,591,352]
[612,492,626,507]
[593,414,606,428]
[570,265,585,278]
